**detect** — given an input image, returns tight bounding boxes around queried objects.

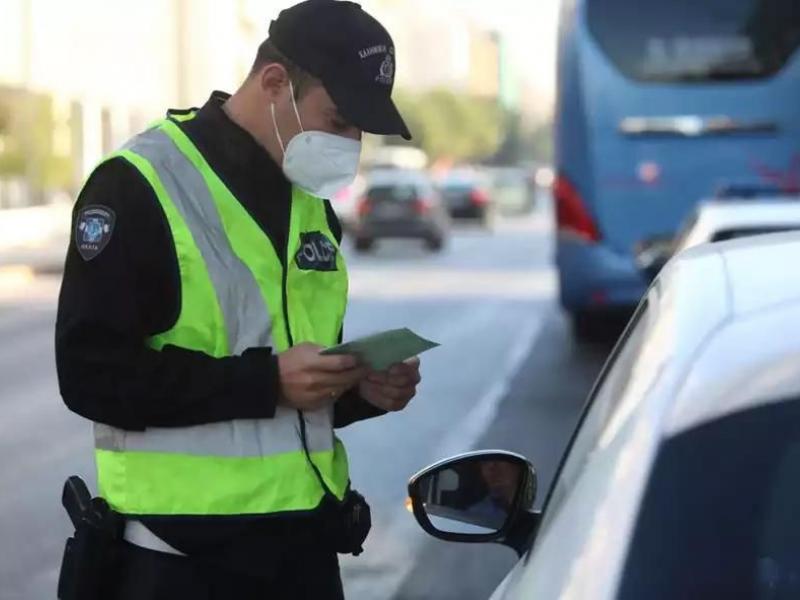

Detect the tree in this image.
[391,88,505,163]
[488,109,554,165]
[0,87,74,196]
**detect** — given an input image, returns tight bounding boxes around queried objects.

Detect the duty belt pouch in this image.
[296,412,372,554]
[321,488,372,556]
[58,477,123,600]
[58,522,121,600]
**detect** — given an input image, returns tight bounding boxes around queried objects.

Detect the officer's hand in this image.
[278,343,368,411]
[358,357,421,412]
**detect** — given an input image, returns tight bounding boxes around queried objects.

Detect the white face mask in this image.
[271,81,362,199]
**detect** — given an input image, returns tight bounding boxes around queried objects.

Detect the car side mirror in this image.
[408,450,540,556]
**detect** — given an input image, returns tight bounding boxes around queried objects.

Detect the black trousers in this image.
[110,541,345,600]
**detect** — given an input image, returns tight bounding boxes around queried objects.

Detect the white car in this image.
[674,196,800,254]
[409,231,800,599]
[637,191,800,280]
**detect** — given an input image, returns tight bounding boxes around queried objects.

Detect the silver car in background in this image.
[352,169,450,253]
[637,185,800,281]
[674,193,800,253]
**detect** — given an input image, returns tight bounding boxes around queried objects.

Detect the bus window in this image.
[587,0,800,82]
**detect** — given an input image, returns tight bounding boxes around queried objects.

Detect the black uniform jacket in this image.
[55,92,383,572]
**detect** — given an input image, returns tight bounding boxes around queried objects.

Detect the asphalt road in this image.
[0,199,612,599]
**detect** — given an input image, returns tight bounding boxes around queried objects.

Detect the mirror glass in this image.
[416,457,524,535]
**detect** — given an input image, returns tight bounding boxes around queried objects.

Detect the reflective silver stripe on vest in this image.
[94,407,334,457]
[95,127,334,457]
[123,128,269,355]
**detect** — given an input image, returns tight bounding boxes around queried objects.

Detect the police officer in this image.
[55,2,419,598]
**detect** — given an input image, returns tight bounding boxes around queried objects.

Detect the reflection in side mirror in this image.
[408,450,538,554]
[420,460,523,535]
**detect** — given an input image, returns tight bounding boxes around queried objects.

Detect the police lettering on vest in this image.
[296,232,338,271]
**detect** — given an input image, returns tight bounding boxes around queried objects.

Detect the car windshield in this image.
[367,184,418,203]
[588,0,800,82]
[441,178,477,188]
[617,398,800,598]
[440,184,473,195]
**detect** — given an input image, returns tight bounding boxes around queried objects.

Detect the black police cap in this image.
[269,0,412,140]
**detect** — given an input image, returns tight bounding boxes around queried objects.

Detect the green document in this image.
[320,328,439,371]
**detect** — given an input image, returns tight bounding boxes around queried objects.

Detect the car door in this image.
[490,296,657,599]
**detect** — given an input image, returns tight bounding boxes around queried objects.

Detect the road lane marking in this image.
[348,268,556,300]
[433,314,544,460]
[342,313,546,599]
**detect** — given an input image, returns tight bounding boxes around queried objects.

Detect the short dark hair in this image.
[251,39,320,99]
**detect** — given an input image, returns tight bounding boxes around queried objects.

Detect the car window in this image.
[588,0,800,82]
[711,226,800,242]
[367,184,418,202]
[440,181,474,191]
[536,299,651,538]
[617,397,800,599]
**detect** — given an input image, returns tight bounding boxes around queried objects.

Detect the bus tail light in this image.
[554,174,601,242]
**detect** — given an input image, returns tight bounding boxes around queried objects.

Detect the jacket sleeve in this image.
[56,158,281,430]
[334,387,387,428]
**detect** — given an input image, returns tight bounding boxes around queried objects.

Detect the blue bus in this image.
[554,0,800,338]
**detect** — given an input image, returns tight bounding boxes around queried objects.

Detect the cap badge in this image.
[376,53,394,86]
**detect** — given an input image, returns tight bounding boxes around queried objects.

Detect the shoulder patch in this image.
[75,205,116,261]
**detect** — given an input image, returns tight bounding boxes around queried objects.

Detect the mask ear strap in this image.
[271,103,286,155]
[289,80,304,133]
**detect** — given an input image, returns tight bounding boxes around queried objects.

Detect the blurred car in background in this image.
[637,186,800,281]
[554,0,800,340]
[437,170,495,227]
[409,231,800,599]
[484,167,535,216]
[352,169,449,252]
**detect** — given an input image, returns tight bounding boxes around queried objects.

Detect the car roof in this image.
[665,231,800,433]
[695,198,800,226]
[365,169,431,188]
[676,199,800,255]
[676,230,800,316]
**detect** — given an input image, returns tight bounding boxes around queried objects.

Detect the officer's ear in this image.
[259,63,291,102]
